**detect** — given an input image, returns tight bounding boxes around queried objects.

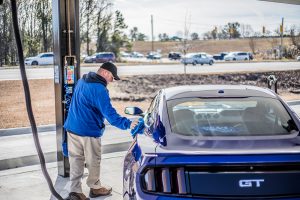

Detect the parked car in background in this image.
[94,52,115,63]
[123,85,300,200]
[25,52,54,65]
[146,52,161,59]
[120,51,131,58]
[131,52,144,58]
[213,52,228,60]
[181,52,214,65]
[168,52,181,60]
[297,55,300,61]
[224,52,250,61]
[84,52,115,63]
[83,53,97,63]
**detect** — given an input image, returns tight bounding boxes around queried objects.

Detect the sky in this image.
[114,0,300,39]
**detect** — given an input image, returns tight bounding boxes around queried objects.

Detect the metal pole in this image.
[151,15,154,52]
[52,0,80,177]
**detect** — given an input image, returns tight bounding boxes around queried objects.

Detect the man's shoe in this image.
[89,186,112,198]
[65,192,90,200]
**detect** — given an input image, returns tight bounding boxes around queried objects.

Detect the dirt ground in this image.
[0,70,300,129]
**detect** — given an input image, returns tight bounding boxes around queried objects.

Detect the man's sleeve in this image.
[95,89,132,130]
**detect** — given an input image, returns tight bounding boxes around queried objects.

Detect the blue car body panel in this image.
[123,85,300,200]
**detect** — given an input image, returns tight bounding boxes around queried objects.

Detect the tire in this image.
[233,58,236,61]
[244,58,248,61]
[192,61,197,66]
[209,60,213,65]
[32,61,38,65]
[201,63,204,66]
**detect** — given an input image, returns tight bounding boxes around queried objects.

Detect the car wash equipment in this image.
[10,0,64,199]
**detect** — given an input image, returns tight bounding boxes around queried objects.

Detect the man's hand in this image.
[130,119,139,129]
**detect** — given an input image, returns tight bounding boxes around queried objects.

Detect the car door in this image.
[49,53,54,64]
[201,54,209,63]
[195,54,202,63]
[46,53,54,65]
[39,54,48,65]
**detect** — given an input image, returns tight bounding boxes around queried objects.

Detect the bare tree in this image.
[95,0,113,52]
[182,12,191,83]
[249,37,257,54]
[290,25,300,51]
[240,24,253,38]
[36,0,52,52]
[80,0,97,55]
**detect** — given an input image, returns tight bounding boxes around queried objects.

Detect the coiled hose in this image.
[10,0,64,199]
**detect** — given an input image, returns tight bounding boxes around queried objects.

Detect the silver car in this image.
[181,52,214,65]
[224,52,250,61]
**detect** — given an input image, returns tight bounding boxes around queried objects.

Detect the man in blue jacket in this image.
[64,62,139,200]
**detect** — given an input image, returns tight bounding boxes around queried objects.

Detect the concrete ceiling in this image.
[260,0,300,5]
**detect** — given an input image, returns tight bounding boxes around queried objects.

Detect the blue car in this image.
[123,85,300,200]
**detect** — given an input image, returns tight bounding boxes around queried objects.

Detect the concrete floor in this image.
[0,152,126,200]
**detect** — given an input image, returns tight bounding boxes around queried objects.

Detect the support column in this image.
[52,0,80,177]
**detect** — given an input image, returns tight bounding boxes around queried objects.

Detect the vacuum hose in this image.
[10,0,64,199]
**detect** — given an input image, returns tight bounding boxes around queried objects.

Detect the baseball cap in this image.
[100,62,120,80]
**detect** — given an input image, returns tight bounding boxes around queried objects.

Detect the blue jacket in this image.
[64,72,132,137]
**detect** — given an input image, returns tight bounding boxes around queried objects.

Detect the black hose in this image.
[10,1,64,199]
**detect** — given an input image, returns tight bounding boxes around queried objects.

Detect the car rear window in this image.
[167,97,299,137]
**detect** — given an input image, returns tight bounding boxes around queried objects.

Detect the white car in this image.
[297,56,300,61]
[224,52,250,61]
[25,52,54,65]
[131,51,144,58]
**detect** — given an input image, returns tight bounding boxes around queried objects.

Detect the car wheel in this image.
[192,61,197,66]
[233,58,236,61]
[201,63,204,66]
[244,58,248,61]
[209,60,213,65]
[32,61,38,65]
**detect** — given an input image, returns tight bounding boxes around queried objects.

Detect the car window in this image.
[167,97,299,137]
[41,54,53,58]
[145,91,162,127]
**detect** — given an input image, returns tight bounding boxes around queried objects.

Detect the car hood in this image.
[85,56,95,59]
[155,137,300,155]
[25,56,36,60]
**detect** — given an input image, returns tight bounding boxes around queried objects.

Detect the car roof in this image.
[162,85,277,100]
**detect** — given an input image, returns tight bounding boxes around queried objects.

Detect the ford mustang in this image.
[123,85,300,200]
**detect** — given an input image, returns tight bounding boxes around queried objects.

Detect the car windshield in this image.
[167,97,299,137]
[185,53,196,57]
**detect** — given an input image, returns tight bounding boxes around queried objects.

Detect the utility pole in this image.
[280,17,284,59]
[151,15,154,52]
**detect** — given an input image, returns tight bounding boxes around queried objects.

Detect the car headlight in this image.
[141,167,187,194]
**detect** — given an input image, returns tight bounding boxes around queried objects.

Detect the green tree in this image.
[137,33,147,41]
[110,10,128,57]
[190,32,199,40]
[224,22,241,39]
[129,26,138,41]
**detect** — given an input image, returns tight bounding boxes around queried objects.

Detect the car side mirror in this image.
[124,106,144,116]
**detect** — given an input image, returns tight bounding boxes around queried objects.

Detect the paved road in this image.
[0,62,300,80]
